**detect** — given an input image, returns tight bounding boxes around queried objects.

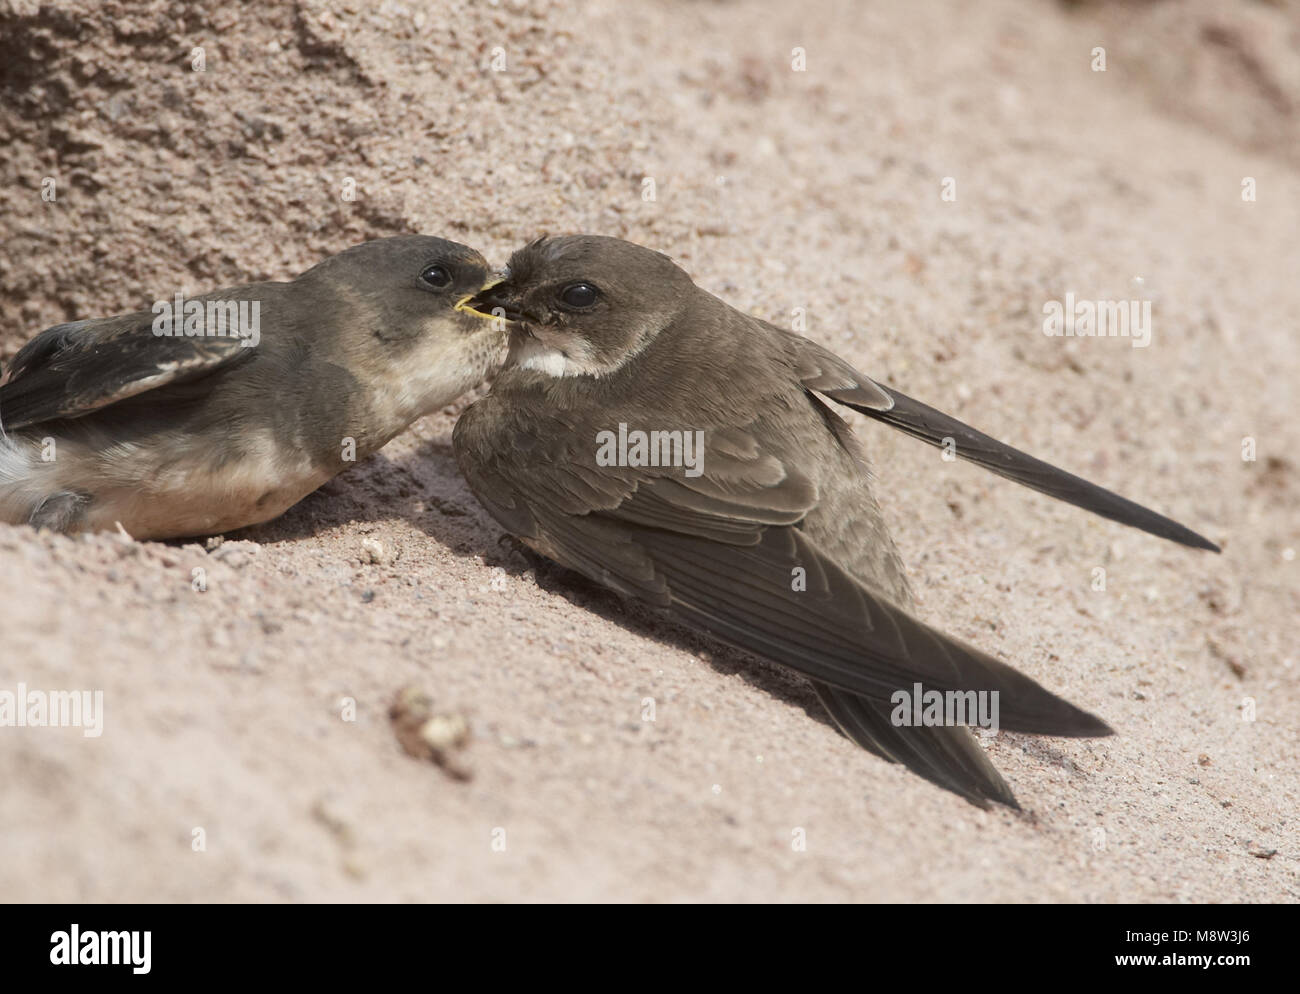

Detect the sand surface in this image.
[0,0,1296,902]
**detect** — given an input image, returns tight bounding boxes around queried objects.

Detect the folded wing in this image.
[454,403,1112,741]
[1,306,252,430]
[787,335,1219,552]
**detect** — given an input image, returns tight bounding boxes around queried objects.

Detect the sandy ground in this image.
[1,0,1297,902]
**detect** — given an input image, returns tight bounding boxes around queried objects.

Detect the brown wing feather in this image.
[782,334,1217,551]
[1,307,252,431]
[453,399,1111,738]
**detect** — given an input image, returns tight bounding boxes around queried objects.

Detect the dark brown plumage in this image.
[453,234,1218,807]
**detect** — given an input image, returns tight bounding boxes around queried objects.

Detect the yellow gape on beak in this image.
[455,275,505,321]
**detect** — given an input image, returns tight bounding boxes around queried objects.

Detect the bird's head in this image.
[297,235,507,425]
[457,235,695,378]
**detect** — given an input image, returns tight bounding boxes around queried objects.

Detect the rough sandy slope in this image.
[0,0,1296,901]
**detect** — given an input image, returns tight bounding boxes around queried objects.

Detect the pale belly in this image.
[2,430,338,540]
[82,466,335,539]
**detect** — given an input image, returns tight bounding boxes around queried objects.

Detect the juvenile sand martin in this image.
[452,234,1218,807]
[0,236,503,539]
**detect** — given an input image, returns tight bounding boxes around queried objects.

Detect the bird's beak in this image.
[455,276,527,322]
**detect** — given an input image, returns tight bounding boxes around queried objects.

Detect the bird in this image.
[451,234,1219,808]
[0,236,505,540]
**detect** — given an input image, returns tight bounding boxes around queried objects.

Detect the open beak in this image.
[455,276,528,322]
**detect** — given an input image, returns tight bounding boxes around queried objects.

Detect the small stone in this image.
[361,537,390,565]
[389,687,473,780]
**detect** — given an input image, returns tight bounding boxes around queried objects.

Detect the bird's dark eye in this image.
[559,282,599,308]
[420,264,452,288]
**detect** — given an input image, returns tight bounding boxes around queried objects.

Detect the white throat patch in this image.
[509,335,591,377]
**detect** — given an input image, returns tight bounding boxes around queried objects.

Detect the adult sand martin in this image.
[0,236,503,539]
[452,234,1218,808]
